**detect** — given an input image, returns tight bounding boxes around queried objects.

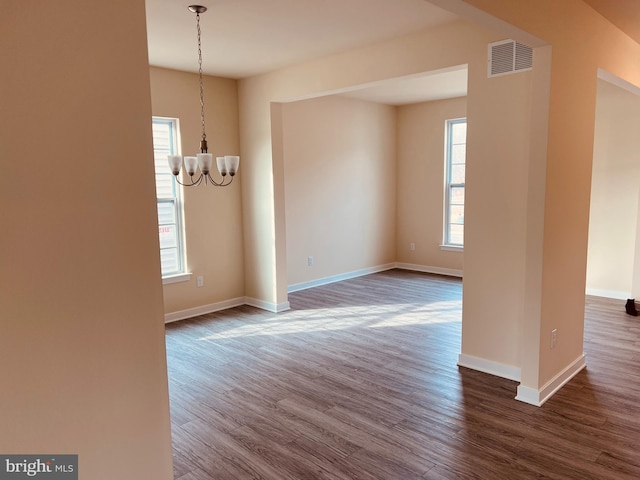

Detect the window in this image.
[152,117,186,277]
[444,118,467,247]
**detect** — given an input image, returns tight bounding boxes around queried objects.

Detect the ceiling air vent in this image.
[488,39,533,77]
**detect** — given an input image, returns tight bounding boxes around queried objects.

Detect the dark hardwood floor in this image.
[165,269,640,479]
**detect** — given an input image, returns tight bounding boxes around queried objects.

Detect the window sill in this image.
[440,245,463,252]
[162,273,192,285]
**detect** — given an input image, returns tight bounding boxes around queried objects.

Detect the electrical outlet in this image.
[308,256,314,267]
[551,328,557,348]
[410,242,416,251]
[197,276,204,287]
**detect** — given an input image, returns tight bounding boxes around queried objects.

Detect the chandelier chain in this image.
[196,12,206,143]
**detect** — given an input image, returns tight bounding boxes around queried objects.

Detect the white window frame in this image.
[443,118,467,249]
[152,117,190,284]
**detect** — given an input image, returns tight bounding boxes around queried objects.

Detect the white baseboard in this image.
[245,297,291,313]
[396,262,463,278]
[164,297,245,323]
[288,263,396,293]
[288,262,462,293]
[585,288,630,300]
[165,295,291,323]
[457,353,521,381]
[515,354,586,406]
[166,262,461,322]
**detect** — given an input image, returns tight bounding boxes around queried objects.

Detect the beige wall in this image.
[586,78,640,299]
[459,0,640,397]
[149,67,245,316]
[396,97,466,272]
[238,80,283,308]
[0,1,173,478]
[282,96,397,287]
[239,19,499,310]
[462,58,534,372]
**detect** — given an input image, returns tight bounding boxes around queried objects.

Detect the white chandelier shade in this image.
[168,153,239,187]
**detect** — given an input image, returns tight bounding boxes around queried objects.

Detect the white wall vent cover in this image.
[488,40,533,77]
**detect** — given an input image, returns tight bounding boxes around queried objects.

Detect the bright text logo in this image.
[0,456,77,480]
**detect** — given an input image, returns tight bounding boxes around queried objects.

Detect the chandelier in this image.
[167,5,239,187]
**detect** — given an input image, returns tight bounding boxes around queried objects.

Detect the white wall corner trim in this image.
[245,297,291,313]
[164,297,245,323]
[515,354,587,406]
[397,263,463,278]
[457,353,521,381]
[585,288,630,301]
[288,264,396,293]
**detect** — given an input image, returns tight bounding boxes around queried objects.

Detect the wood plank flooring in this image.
[165,269,640,479]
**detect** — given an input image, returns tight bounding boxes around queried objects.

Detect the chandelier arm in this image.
[205,173,224,186]
[175,173,204,187]
[205,173,234,187]
[172,172,234,189]
[173,176,189,186]
[173,174,200,187]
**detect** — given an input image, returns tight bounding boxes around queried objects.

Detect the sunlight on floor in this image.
[197,300,461,340]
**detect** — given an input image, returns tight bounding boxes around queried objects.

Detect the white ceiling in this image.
[145,0,464,104]
[146,1,640,106]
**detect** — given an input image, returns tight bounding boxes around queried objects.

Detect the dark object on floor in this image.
[625,298,638,316]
